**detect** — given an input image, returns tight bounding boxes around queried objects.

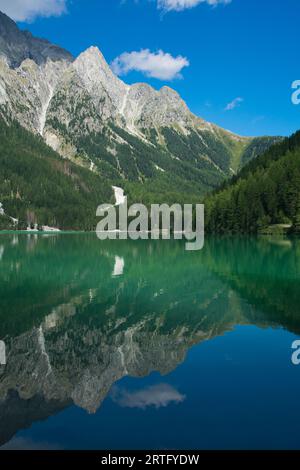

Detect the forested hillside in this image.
[0,118,113,230]
[206,131,300,234]
[0,118,205,230]
[0,115,291,234]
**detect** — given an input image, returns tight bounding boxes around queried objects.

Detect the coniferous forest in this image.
[205,131,300,235]
[0,118,114,230]
[1,115,300,235]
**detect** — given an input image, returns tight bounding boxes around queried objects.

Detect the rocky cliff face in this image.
[0,11,280,193]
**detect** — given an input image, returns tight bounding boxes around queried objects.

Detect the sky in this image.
[1,0,300,137]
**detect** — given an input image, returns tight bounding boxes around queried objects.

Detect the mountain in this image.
[205,131,300,234]
[0,10,281,206]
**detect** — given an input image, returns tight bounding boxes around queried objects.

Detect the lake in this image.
[0,233,300,450]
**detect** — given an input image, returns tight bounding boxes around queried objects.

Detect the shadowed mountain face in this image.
[0,235,300,447]
[0,11,73,68]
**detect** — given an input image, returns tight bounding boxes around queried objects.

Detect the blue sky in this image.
[3,0,300,137]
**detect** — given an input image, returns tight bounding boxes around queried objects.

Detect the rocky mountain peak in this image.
[160,85,180,97]
[72,45,128,118]
[77,46,108,66]
[0,11,198,133]
[73,45,121,86]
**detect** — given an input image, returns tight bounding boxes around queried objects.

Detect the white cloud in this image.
[0,0,67,22]
[111,49,189,80]
[157,0,232,12]
[111,383,186,409]
[225,96,243,111]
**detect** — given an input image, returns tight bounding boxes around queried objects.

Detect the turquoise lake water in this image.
[0,233,300,449]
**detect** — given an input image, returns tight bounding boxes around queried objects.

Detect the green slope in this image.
[205,130,300,234]
[0,118,113,230]
[239,136,283,168]
[46,92,280,196]
[0,115,284,231]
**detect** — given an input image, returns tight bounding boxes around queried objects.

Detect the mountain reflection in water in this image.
[0,234,300,449]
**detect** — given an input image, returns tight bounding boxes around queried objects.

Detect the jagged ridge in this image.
[0,10,281,198]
